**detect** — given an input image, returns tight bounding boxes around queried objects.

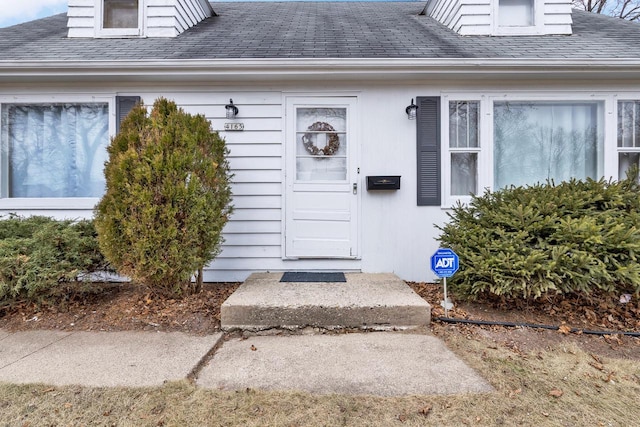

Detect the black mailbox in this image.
[366,176,401,190]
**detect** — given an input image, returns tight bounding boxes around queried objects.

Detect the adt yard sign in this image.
[430,248,459,278]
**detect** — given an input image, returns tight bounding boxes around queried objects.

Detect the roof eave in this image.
[1,58,640,83]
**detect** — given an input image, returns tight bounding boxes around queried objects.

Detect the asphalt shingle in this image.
[1,2,639,61]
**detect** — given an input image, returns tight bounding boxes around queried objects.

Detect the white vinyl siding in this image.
[170,93,286,281]
[67,0,96,38]
[146,0,212,38]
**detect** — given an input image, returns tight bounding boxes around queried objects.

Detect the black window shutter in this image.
[416,96,441,206]
[115,96,141,134]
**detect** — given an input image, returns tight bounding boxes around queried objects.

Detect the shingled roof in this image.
[1,2,639,61]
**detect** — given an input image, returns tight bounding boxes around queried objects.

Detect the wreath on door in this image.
[302,121,341,156]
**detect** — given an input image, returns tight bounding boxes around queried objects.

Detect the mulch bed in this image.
[0,282,240,335]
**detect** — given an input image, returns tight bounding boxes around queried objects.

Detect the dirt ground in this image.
[408,282,640,360]
[0,280,638,360]
[0,282,240,335]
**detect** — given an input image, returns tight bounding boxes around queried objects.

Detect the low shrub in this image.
[438,174,640,300]
[0,216,110,306]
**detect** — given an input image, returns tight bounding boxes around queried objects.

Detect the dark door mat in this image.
[280,272,347,283]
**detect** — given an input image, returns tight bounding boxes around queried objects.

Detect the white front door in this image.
[285,97,359,258]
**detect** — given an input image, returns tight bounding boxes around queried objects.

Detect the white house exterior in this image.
[1,1,640,282]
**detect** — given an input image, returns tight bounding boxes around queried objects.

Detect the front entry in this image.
[284,96,359,258]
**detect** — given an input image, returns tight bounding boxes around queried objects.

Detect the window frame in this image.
[616,99,640,180]
[0,94,115,210]
[492,0,544,35]
[442,96,484,206]
[442,92,617,208]
[95,0,144,38]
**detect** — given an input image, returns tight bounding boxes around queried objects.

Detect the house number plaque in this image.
[224,122,244,131]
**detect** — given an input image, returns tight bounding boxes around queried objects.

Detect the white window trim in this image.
[492,0,544,36]
[0,94,115,210]
[442,92,618,208]
[95,0,144,38]
[442,95,485,207]
[614,95,640,180]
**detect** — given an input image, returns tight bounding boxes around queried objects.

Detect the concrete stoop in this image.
[220,272,431,331]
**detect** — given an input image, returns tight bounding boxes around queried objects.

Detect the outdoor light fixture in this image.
[406,98,418,120]
[225,99,239,119]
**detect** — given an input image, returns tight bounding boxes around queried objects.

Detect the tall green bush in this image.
[438,174,640,300]
[94,98,232,297]
[0,216,109,305]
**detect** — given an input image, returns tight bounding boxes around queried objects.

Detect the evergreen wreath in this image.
[302,121,340,156]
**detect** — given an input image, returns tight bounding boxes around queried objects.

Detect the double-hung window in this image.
[0,99,111,207]
[449,101,480,197]
[617,100,640,180]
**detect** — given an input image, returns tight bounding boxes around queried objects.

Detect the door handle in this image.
[353,182,358,195]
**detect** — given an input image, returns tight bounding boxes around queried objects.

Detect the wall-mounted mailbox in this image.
[366,176,401,190]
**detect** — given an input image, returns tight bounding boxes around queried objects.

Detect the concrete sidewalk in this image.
[0,329,492,396]
[0,329,222,387]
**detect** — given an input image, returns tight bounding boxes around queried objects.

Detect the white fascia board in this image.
[1,58,640,82]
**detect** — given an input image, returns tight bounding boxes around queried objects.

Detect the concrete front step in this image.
[220,272,431,331]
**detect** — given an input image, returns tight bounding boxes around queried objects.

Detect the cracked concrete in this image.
[0,329,222,387]
[221,273,431,331]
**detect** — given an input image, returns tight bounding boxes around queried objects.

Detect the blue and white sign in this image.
[430,248,459,278]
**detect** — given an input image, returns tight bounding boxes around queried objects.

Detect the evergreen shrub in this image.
[0,216,109,305]
[438,174,640,300]
[94,98,232,297]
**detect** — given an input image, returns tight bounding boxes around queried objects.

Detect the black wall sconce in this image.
[406,98,418,120]
[225,99,239,119]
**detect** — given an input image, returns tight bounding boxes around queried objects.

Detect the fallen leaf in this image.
[418,405,432,417]
[397,414,407,422]
[604,372,616,383]
[508,388,522,398]
[250,345,257,351]
[42,387,55,393]
[558,324,571,335]
[591,354,602,364]
[64,402,73,409]
[589,362,604,371]
[620,294,632,304]
[549,389,563,398]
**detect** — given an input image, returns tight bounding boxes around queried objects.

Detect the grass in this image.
[1,327,639,426]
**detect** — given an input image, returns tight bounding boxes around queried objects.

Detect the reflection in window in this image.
[493,102,603,189]
[295,107,347,181]
[1,103,109,198]
[449,101,479,196]
[618,101,640,180]
[103,0,139,29]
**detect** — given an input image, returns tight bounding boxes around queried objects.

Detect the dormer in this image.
[67,0,215,38]
[425,0,573,36]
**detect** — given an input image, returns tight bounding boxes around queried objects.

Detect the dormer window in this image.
[96,0,142,37]
[494,0,543,35]
[498,0,533,26]
[103,0,139,29]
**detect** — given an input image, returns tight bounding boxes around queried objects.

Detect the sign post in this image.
[430,248,459,317]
